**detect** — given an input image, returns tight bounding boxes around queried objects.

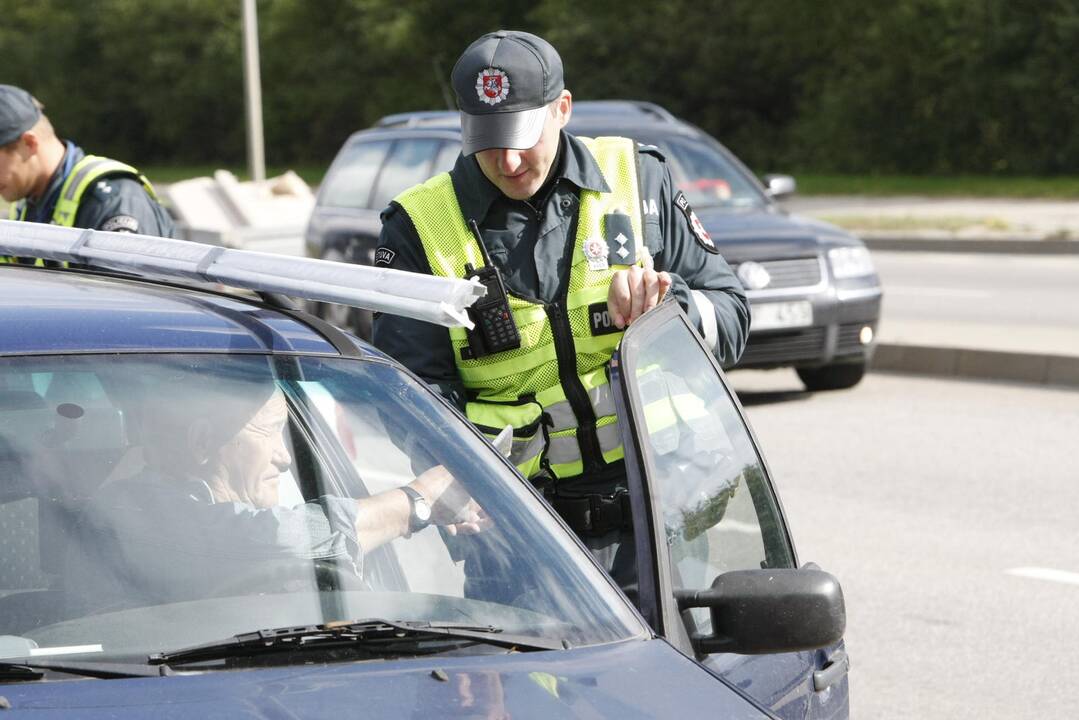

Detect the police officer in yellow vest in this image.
[0,84,174,264]
[373,31,750,593]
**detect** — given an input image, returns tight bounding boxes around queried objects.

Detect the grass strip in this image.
[794,174,1079,198]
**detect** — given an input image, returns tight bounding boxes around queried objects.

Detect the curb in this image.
[862,237,1079,254]
[871,343,1079,388]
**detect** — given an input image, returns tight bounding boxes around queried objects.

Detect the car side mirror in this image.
[762,174,797,199]
[674,568,845,655]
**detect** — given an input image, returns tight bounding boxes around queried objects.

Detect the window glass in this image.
[433,141,462,174]
[625,317,793,634]
[0,354,640,666]
[369,139,442,210]
[660,137,766,209]
[318,139,392,209]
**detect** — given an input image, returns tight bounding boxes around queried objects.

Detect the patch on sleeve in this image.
[674,191,718,254]
[374,247,396,266]
[100,215,140,233]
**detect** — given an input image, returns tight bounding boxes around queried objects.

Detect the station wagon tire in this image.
[796,360,867,391]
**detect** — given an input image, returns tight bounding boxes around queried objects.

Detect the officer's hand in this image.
[607,253,672,328]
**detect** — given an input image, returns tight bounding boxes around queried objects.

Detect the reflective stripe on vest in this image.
[52,155,158,227]
[395,136,646,480]
[1,155,157,265]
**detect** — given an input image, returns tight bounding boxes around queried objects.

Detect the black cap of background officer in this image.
[0,84,42,146]
[451,31,564,156]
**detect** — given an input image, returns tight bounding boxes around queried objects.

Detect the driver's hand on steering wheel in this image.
[410,465,492,536]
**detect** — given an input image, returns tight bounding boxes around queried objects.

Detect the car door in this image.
[609,301,849,720]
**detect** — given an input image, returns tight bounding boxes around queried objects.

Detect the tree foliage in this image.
[3,0,1077,174]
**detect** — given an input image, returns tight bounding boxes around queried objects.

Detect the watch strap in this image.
[401,486,431,533]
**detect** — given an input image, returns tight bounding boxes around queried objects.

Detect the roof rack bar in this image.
[0,220,483,329]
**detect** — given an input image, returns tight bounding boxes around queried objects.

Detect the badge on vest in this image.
[588,301,621,336]
[583,237,609,271]
[604,211,636,265]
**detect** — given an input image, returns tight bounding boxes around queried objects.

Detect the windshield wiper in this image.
[0,659,160,681]
[148,618,566,666]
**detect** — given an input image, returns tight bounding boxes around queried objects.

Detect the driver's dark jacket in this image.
[373,131,750,418]
[66,472,361,612]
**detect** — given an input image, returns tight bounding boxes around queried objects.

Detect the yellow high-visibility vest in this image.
[396,136,646,480]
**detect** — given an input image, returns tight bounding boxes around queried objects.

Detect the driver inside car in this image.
[66,380,488,614]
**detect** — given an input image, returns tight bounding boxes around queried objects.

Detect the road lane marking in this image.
[1005,567,1079,586]
[883,285,993,299]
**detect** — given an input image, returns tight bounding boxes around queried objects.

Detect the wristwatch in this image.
[401,486,432,534]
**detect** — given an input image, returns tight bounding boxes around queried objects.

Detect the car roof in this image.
[0,266,363,357]
[369,100,701,141]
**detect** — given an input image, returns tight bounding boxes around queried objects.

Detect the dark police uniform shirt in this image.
[373,131,750,411]
[19,141,176,237]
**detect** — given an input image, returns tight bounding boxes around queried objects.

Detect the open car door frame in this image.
[609,300,850,720]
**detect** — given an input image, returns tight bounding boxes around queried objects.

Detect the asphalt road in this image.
[727,369,1079,720]
[872,250,1079,356]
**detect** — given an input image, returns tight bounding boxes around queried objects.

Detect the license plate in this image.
[750,300,813,332]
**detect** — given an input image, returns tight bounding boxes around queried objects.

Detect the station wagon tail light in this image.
[828,246,875,279]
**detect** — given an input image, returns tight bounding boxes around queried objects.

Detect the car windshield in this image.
[0,354,641,666]
[657,136,767,210]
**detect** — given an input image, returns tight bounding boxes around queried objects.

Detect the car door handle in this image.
[813,650,849,692]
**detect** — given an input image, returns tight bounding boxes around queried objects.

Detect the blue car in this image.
[0,221,848,718]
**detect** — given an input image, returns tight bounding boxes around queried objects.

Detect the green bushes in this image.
[4,0,1077,175]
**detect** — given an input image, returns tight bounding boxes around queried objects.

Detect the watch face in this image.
[414,498,432,523]
[404,487,432,533]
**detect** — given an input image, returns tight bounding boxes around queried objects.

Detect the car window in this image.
[318,139,392,210]
[659,137,766,209]
[0,354,641,665]
[623,314,794,634]
[433,141,462,174]
[369,139,443,210]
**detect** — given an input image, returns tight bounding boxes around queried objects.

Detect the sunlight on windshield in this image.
[0,355,640,664]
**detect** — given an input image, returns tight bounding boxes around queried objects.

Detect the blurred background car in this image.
[304,101,882,390]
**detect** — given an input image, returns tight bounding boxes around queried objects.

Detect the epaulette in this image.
[636,143,666,162]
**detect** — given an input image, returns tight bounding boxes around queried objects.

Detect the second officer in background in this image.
[0,83,174,259]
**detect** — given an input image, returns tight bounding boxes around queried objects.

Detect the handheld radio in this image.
[462,220,521,359]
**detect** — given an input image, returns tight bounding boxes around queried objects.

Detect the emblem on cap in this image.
[583,237,609,271]
[476,68,510,105]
